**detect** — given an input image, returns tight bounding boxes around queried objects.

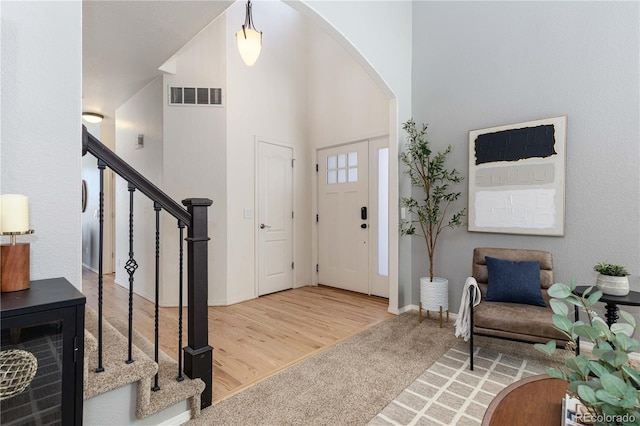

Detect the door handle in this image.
[260,224,271,229]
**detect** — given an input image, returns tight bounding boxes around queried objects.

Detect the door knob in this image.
[260,224,271,229]
[361,223,367,229]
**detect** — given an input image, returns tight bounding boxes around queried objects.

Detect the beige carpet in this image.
[84,307,204,419]
[187,311,569,425]
[188,312,458,425]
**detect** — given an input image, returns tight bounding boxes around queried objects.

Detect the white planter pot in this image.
[596,274,630,296]
[420,277,449,311]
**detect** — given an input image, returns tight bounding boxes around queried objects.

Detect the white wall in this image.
[225,1,309,304]
[162,14,228,306]
[145,1,392,307]
[298,0,413,312]
[306,22,390,296]
[0,1,82,289]
[411,2,640,313]
[307,28,389,147]
[115,77,164,302]
[82,123,101,271]
[105,0,409,309]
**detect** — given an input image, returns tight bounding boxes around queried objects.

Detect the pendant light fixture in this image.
[235,0,262,67]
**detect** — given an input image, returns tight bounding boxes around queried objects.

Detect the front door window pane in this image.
[378,147,389,276]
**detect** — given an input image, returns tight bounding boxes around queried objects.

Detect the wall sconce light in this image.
[82,112,104,124]
[235,0,262,67]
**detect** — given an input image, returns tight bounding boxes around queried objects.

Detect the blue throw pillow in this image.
[485,256,546,307]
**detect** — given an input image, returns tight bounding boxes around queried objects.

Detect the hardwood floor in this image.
[82,268,393,402]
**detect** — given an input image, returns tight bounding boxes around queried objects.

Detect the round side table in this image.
[575,286,640,327]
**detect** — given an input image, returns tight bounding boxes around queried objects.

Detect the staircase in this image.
[81,125,213,424]
[83,308,203,423]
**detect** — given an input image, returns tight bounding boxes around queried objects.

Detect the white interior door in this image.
[318,141,369,293]
[257,141,293,296]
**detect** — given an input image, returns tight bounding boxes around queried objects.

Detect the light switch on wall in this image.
[400,207,406,220]
[243,208,253,219]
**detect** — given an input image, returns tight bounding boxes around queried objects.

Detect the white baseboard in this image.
[157,410,191,426]
[82,263,99,274]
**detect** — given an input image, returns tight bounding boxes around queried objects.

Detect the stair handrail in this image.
[82,126,190,225]
[82,124,213,408]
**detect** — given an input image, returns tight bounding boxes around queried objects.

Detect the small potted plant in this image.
[594,262,630,296]
[535,280,640,425]
[399,118,466,325]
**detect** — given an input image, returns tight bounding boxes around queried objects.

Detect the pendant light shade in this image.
[236,1,262,66]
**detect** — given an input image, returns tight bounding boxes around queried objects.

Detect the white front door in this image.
[318,141,369,293]
[257,141,293,296]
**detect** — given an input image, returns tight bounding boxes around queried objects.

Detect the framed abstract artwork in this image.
[468,116,567,236]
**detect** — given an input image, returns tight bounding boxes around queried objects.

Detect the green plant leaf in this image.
[564,295,584,308]
[612,333,639,352]
[611,322,635,337]
[549,298,569,316]
[601,373,629,397]
[600,403,626,420]
[592,317,612,340]
[548,283,571,298]
[578,384,599,405]
[586,290,603,307]
[596,341,614,351]
[578,385,598,404]
[566,355,591,378]
[574,324,603,342]
[619,310,637,328]
[595,389,623,406]
[622,365,640,387]
[547,367,565,379]
[620,385,640,409]
[581,286,594,298]
[568,277,578,291]
[553,314,573,333]
[588,360,611,378]
[534,341,556,356]
[567,380,596,395]
[600,350,629,368]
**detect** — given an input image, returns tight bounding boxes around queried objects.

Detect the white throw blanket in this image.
[454,277,482,341]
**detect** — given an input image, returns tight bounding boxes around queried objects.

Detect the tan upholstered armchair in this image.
[469,247,574,370]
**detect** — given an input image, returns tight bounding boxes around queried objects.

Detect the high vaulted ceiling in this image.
[82,0,233,120]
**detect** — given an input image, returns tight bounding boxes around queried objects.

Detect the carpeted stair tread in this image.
[102,312,204,419]
[84,308,157,400]
[84,307,204,420]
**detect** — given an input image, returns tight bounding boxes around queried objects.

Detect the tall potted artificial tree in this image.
[400,119,466,326]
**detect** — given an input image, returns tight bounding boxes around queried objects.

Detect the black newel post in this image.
[182,198,213,409]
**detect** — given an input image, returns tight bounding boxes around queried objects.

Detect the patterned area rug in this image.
[369,341,551,426]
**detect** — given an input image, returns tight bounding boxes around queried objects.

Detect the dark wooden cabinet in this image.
[1,278,86,425]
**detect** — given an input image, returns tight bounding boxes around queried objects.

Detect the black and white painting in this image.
[468,116,567,236]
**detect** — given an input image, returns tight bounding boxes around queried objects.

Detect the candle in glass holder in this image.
[0,194,29,233]
[0,194,31,292]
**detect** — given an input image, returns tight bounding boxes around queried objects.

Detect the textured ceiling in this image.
[82,0,233,119]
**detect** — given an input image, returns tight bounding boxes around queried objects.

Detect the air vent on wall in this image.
[169,86,223,106]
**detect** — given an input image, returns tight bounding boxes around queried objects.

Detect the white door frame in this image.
[254,136,296,297]
[368,136,389,298]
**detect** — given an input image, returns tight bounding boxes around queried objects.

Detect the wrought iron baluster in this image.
[96,159,106,373]
[177,220,185,382]
[152,202,161,392]
[125,183,138,364]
